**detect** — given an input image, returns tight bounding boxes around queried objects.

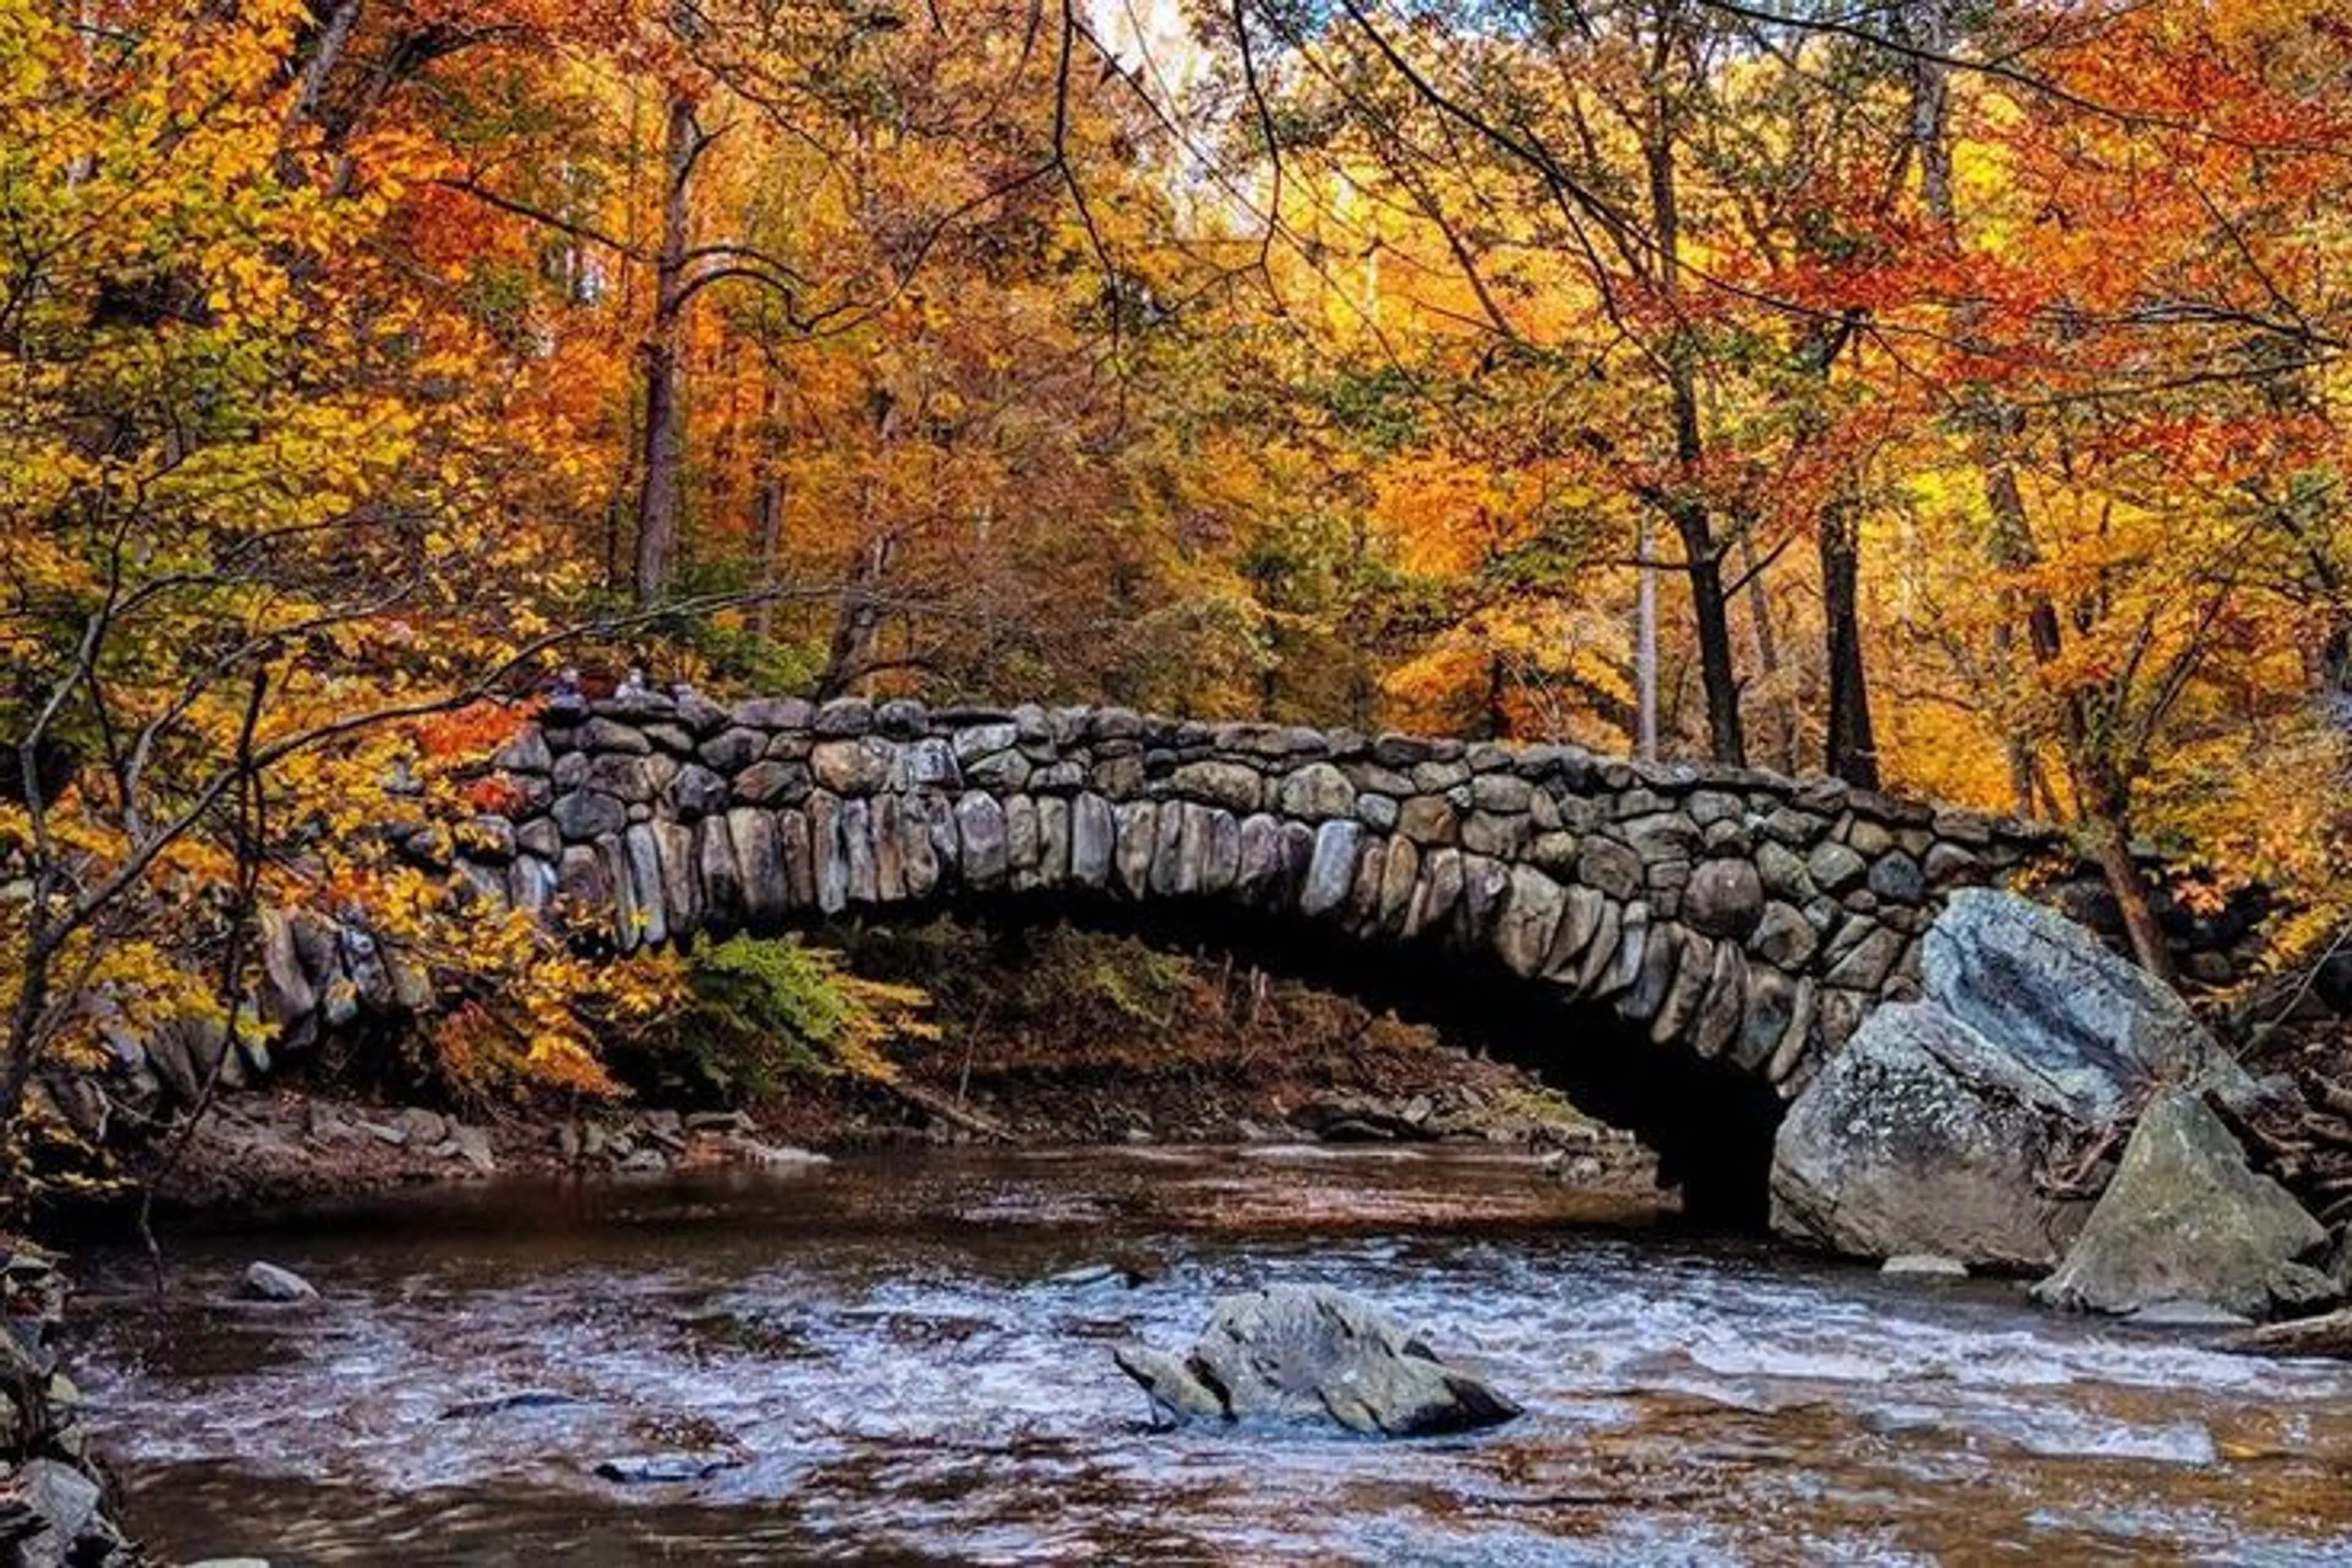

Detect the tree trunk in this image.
[752,380,786,642]
[279,0,364,154]
[1643,3,1743,766]
[1635,513,1660,760]
[1909,0,2177,1016]
[816,392,901,699]
[2324,620,2352,728]
[1913,0,2040,820]
[1819,489,1880,788]
[752,471,786,643]
[0,938,57,1219]
[1991,627,2037,816]
[2080,769,2178,985]
[632,93,696,605]
[1907,2,1956,229]
[1738,525,1800,774]
[816,535,894,699]
[1677,509,1746,766]
[1910,0,2069,822]
[2295,544,2350,726]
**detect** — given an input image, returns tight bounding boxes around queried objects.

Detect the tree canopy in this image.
[2,0,2347,1170]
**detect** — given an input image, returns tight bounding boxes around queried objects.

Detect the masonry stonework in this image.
[451,691,2068,1101]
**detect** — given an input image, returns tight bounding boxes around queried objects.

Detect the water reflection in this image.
[64,1147,2352,1564]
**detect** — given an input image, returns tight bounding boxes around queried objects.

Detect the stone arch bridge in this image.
[448,692,2071,1114]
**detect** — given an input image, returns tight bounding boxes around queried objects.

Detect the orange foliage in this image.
[5,0,2351,1133]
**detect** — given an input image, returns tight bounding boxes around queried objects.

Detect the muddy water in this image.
[64,1146,2352,1564]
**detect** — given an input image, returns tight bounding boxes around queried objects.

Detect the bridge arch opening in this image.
[704,894,1787,1227]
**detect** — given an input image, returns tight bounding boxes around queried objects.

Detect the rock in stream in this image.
[238,1261,318,1304]
[2034,1088,2331,1319]
[1112,1284,1520,1438]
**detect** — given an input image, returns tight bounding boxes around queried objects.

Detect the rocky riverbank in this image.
[98,914,1654,1213]
[26,881,2340,1567]
[148,1044,1656,1216]
[1770,888,2352,1332]
[1,1242,134,1566]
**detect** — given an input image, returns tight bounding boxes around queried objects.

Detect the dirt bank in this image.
[150,1031,1660,1217]
[86,919,1667,1219]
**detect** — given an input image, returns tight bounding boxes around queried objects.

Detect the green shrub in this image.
[618,935,934,1104]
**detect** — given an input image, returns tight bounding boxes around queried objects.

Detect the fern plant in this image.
[638,935,937,1103]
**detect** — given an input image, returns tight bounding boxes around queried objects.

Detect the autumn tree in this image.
[0,0,679,1203]
[1859,0,2352,974]
[1133,0,2351,975]
[1190,1,1921,767]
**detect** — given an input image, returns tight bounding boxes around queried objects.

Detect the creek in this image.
[63,1146,2352,1564]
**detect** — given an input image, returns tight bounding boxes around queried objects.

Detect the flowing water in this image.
[62,1145,2352,1564]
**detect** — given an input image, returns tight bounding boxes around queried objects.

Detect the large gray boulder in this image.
[1112,1285,1520,1438]
[1922,888,2247,1121]
[2034,1090,2330,1318]
[1771,889,2252,1268]
[1769,1001,2098,1267]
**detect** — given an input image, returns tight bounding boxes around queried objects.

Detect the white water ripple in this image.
[62,1148,2352,1564]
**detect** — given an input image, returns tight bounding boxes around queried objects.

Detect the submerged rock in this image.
[1881,1254,1969,1278]
[722,1136,829,1169]
[1111,1284,1520,1438]
[1041,1262,1147,1291]
[592,1451,745,1485]
[238,1261,318,1303]
[439,1390,582,1420]
[1771,890,2252,1269]
[2034,1090,2329,1319]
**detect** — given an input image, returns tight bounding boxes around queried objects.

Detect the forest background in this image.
[2,0,2348,1165]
